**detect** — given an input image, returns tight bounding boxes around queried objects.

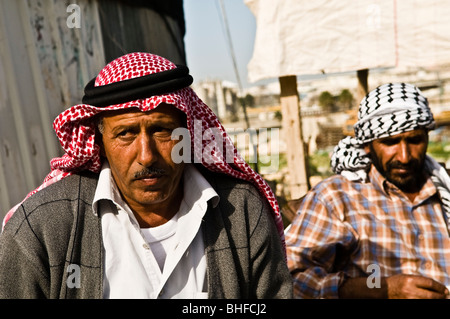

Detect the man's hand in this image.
[339,274,449,299]
[386,274,449,299]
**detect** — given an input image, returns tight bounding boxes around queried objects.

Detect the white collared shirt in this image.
[92,162,219,299]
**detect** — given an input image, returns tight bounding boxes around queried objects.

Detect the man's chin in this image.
[386,174,419,192]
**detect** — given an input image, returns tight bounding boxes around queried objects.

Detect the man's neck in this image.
[128,186,184,228]
[370,164,426,203]
[403,190,420,203]
[396,174,426,203]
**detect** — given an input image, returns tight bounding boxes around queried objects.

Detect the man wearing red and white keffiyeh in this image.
[0,52,292,299]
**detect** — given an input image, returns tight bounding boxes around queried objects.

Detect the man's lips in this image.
[389,166,415,177]
[391,167,410,173]
[133,174,164,186]
[134,173,163,180]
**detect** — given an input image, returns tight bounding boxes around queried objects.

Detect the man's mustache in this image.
[386,159,421,171]
[133,167,167,179]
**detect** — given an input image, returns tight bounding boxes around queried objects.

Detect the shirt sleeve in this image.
[285,191,358,299]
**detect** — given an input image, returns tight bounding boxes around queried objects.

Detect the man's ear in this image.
[94,128,106,157]
[363,143,371,154]
[97,136,106,157]
[99,143,106,157]
[93,115,107,157]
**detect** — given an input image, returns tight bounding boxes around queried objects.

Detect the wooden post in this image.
[279,75,310,199]
[356,69,369,104]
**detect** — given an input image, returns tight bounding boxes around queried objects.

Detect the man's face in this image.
[100,103,186,211]
[364,128,429,192]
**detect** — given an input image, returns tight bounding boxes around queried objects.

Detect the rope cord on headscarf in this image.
[82,64,193,107]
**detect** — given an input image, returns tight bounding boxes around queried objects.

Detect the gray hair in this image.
[96,116,105,134]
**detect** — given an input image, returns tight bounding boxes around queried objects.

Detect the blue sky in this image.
[183,0,258,88]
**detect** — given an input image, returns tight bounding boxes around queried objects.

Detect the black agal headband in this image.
[82,64,193,107]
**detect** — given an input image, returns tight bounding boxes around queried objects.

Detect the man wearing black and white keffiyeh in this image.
[331,82,450,225]
[286,82,450,299]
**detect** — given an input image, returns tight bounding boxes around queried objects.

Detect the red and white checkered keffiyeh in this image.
[4,52,285,246]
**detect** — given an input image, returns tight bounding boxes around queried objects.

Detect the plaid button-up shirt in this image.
[285,165,450,299]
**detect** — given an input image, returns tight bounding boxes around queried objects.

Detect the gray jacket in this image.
[0,169,292,299]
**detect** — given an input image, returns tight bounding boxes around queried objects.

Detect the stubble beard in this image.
[369,146,426,194]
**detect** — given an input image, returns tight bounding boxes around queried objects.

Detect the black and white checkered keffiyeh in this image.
[331,82,450,231]
[331,83,435,179]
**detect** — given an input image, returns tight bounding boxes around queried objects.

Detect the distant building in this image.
[192,80,239,122]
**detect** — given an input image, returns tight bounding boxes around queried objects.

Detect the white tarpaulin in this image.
[246,0,450,83]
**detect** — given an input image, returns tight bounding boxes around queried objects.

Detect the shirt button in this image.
[424,262,432,269]
[143,243,150,250]
[418,234,424,240]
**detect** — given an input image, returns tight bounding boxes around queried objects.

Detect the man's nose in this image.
[136,134,157,167]
[397,141,412,163]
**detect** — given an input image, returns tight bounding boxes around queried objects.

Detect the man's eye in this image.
[407,136,425,144]
[381,139,397,146]
[116,129,135,138]
[152,127,173,136]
